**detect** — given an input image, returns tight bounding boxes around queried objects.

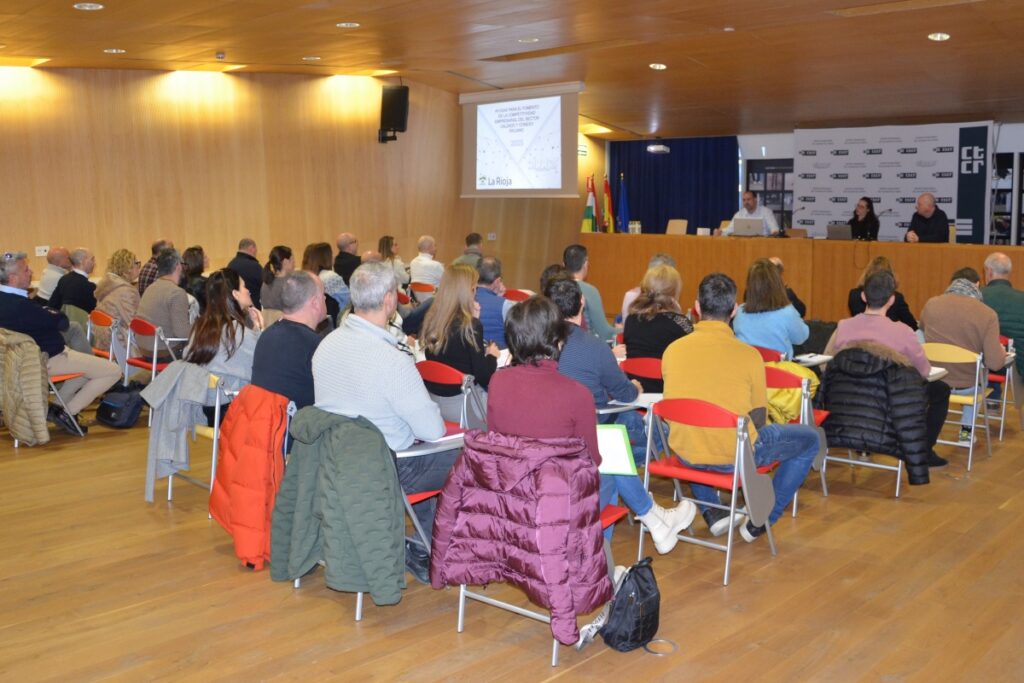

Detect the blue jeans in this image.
[681,424,820,526]
[951,386,980,426]
[599,473,653,539]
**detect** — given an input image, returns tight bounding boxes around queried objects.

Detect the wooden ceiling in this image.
[2,0,1024,139]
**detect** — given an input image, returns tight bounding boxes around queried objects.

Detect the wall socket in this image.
[487,233,497,241]
[35,245,49,257]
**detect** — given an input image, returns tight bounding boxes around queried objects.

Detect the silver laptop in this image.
[731,217,764,236]
[826,224,852,240]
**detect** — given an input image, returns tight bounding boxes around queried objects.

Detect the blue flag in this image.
[616,173,630,233]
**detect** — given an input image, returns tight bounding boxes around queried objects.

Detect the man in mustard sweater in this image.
[662,273,820,541]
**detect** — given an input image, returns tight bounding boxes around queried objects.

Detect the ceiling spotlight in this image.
[336,22,360,29]
[649,63,667,70]
[723,26,735,32]
[928,32,950,41]
[517,37,540,43]
[104,48,125,54]
[302,55,322,61]
[73,2,105,10]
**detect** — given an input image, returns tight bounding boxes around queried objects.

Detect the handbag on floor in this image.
[96,390,144,428]
[600,556,660,652]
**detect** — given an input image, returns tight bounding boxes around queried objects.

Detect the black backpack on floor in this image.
[600,556,660,652]
[96,390,144,429]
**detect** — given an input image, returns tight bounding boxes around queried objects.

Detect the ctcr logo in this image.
[960,146,984,174]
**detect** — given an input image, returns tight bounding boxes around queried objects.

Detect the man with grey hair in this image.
[312,261,453,583]
[48,247,97,314]
[35,246,71,305]
[905,192,949,243]
[251,271,325,410]
[475,256,513,348]
[0,251,120,435]
[410,234,444,289]
[333,232,362,285]
[620,252,677,322]
[982,252,1024,416]
[136,248,191,359]
[228,238,263,310]
[138,239,174,296]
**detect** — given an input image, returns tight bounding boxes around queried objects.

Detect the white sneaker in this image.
[639,500,698,555]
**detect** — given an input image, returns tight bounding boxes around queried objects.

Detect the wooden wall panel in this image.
[581,234,1024,323]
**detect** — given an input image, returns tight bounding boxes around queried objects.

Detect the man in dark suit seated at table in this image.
[48,248,98,314]
[905,193,949,243]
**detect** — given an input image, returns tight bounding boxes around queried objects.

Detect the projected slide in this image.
[476,96,561,190]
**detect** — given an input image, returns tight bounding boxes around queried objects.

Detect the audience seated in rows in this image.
[848,256,918,330]
[251,271,324,411]
[623,264,692,393]
[563,244,618,344]
[452,232,483,269]
[768,256,806,318]
[981,252,1024,413]
[0,251,120,435]
[733,258,809,358]
[421,264,498,429]
[181,246,209,314]
[136,248,191,360]
[824,270,950,469]
[34,246,71,306]
[410,235,444,290]
[333,233,362,286]
[489,294,697,553]
[921,267,1006,443]
[260,245,294,312]
[620,252,676,323]
[474,256,513,349]
[93,249,141,361]
[227,238,263,310]
[138,238,173,296]
[49,248,97,317]
[662,273,820,541]
[378,235,410,286]
[311,261,453,583]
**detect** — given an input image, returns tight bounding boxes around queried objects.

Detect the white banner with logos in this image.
[792,122,992,242]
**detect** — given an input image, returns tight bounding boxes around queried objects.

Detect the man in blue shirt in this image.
[474,256,513,349]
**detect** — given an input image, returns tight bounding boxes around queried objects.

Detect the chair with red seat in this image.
[409,281,436,304]
[752,344,786,362]
[620,357,661,385]
[85,309,116,362]
[987,336,1015,441]
[123,317,187,386]
[765,365,828,508]
[503,288,531,302]
[47,372,86,437]
[415,359,487,429]
[396,290,411,306]
[638,398,778,586]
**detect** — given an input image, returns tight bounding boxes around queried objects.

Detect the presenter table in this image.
[579,234,1024,323]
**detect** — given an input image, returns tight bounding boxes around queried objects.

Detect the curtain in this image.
[609,136,739,234]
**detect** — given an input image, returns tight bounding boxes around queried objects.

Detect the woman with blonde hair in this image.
[733,258,809,357]
[94,248,142,362]
[421,264,499,427]
[623,264,693,392]
[848,256,917,329]
[378,235,411,286]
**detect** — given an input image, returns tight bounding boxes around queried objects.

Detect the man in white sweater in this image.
[312,261,455,582]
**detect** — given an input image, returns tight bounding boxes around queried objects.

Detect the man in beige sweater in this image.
[135,248,191,360]
[920,271,1007,442]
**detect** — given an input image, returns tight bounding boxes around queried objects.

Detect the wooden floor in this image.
[2,408,1023,682]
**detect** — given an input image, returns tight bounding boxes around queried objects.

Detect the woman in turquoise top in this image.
[733,258,809,357]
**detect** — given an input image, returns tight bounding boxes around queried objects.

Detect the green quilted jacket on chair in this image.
[0,328,50,446]
[270,407,407,605]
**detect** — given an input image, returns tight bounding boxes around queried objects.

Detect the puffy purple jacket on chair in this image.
[429,430,613,645]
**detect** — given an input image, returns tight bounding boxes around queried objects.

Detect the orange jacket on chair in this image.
[209,384,290,570]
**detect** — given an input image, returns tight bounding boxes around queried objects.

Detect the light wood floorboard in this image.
[1,409,1022,682]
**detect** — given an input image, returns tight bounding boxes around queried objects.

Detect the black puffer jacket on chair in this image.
[818,342,930,485]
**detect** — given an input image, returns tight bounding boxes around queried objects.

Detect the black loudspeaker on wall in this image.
[379,85,409,143]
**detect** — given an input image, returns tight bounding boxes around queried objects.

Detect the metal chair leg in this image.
[355,592,364,622]
[551,638,559,667]
[457,584,467,632]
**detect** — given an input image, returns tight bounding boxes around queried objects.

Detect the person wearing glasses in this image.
[0,251,121,435]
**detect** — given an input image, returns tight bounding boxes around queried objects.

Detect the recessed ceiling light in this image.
[928,32,950,41]
[73,3,105,10]
[302,55,322,61]
[104,48,125,54]
[336,22,360,29]
[649,63,667,70]
[517,37,540,43]
[723,26,735,32]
